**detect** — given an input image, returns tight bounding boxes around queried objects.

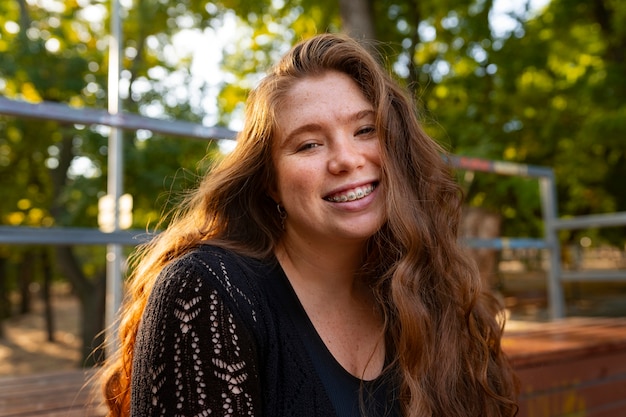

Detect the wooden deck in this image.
[504,317,626,417]
[0,369,105,416]
[0,318,625,416]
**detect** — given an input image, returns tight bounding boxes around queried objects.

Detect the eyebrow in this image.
[281,109,375,147]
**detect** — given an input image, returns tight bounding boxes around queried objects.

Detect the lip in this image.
[324,181,380,213]
[322,180,380,201]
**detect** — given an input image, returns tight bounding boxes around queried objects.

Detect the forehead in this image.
[275,71,373,135]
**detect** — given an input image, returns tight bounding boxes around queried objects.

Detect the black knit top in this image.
[130,244,400,417]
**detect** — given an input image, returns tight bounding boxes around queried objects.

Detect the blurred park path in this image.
[0,287,82,376]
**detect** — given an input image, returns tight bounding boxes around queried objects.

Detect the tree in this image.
[1,0,624,366]
[1,0,111,363]
[483,0,626,243]
[215,0,625,242]
[0,0,220,365]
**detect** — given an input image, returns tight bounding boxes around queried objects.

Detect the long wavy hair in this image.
[101,33,518,417]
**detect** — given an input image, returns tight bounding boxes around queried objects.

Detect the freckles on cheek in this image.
[283,175,305,194]
[274,167,298,200]
[284,170,315,202]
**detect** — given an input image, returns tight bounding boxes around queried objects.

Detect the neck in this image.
[274,235,368,302]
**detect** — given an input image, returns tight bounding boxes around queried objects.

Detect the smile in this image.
[324,183,377,202]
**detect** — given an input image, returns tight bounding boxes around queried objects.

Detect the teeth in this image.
[327,184,375,202]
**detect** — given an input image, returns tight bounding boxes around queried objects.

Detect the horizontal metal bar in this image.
[561,270,626,282]
[552,212,626,230]
[448,155,554,179]
[0,97,237,140]
[462,237,551,250]
[0,230,554,250]
[0,226,153,246]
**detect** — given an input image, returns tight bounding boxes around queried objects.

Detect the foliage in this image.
[0,0,222,362]
[0,0,624,360]
[214,0,625,244]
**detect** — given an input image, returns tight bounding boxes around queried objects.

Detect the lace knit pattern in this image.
[131,248,260,416]
[130,245,339,417]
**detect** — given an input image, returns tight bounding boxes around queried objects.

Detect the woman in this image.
[102,33,518,417]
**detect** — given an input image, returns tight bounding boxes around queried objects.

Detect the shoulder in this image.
[158,243,261,283]
[132,245,268,415]
[151,244,269,325]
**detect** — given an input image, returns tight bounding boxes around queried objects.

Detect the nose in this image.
[327,135,365,174]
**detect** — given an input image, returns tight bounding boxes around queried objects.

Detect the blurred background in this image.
[0,0,625,378]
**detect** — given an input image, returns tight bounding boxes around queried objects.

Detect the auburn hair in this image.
[101,33,518,416]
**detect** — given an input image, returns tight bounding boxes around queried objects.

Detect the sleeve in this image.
[130,252,262,417]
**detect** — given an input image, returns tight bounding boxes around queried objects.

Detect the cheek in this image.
[277,162,318,201]
[370,142,383,165]
[273,162,301,200]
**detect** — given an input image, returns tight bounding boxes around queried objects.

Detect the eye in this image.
[355,126,376,137]
[296,142,321,152]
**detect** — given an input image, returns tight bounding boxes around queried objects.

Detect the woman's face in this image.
[271,70,385,247]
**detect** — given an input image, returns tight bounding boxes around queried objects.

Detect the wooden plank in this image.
[1,318,625,417]
[514,350,626,392]
[518,374,626,417]
[587,401,626,417]
[0,369,105,417]
[519,400,626,417]
[506,318,626,417]
[504,317,626,368]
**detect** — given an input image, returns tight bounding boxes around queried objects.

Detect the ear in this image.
[266,172,280,203]
[267,185,280,204]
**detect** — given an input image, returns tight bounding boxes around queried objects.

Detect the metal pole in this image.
[540,175,565,319]
[106,0,123,357]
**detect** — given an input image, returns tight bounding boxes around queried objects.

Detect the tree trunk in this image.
[338,0,376,43]
[54,245,106,366]
[0,256,10,338]
[41,248,55,342]
[80,269,107,366]
[16,0,31,32]
[18,250,35,315]
[43,117,107,365]
[405,0,424,93]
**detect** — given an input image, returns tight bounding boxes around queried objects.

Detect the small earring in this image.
[276,203,287,230]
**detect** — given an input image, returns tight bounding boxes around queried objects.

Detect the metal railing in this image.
[0,97,235,140]
[0,95,235,348]
[451,155,626,318]
[553,212,626,283]
[1,96,625,321]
